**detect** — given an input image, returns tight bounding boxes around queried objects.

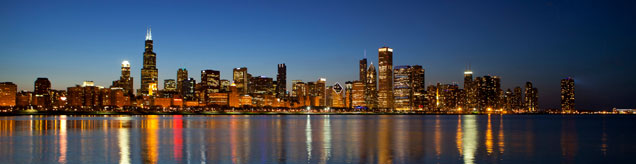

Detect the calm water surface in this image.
[0,115,634,163]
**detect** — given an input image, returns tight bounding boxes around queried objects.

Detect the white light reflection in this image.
[118,128,131,164]
[462,115,478,164]
[305,115,312,161]
[58,116,67,163]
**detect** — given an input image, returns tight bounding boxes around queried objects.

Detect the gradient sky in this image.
[1,0,635,110]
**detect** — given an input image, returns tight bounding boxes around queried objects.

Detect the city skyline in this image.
[1,0,636,109]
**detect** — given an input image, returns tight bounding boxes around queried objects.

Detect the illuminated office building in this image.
[359,58,367,84]
[393,65,426,110]
[366,63,378,109]
[345,81,353,108]
[513,86,523,111]
[524,81,538,112]
[112,61,134,96]
[0,82,17,107]
[233,67,250,95]
[164,79,176,92]
[201,70,220,105]
[182,78,196,101]
[476,76,501,111]
[316,78,326,106]
[220,79,230,93]
[561,78,575,112]
[177,68,188,93]
[140,27,159,96]
[352,81,366,108]
[377,47,394,109]
[463,68,477,110]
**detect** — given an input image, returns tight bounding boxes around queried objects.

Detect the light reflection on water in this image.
[0,115,634,163]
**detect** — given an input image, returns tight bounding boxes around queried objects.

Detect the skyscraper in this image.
[345,81,353,109]
[359,58,367,83]
[140,27,159,96]
[524,82,538,112]
[393,65,426,111]
[316,78,326,106]
[378,47,393,109]
[0,82,17,107]
[352,81,366,108]
[111,61,134,97]
[393,65,412,110]
[561,78,575,112]
[476,76,501,111]
[34,77,51,108]
[276,63,287,99]
[201,70,220,104]
[182,78,196,101]
[177,68,188,94]
[366,63,378,109]
[463,68,476,110]
[233,67,249,95]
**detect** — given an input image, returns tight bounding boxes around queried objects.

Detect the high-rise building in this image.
[411,65,426,109]
[34,77,51,108]
[0,82,17,107]
[366,63,378,109]
[201,70,220,105]
[524,82,538,112]
[345,81,353,109]
[220,79,230,93]
[233,67,249,95]
[329,83,344,108]
[182,78,196,101]
[378,47,394,109]
[112,61,134,96]
[393,65,426,110]
[561,78,575,112]
[393,66,412,110]
[476,76,501,111]
[513,86,523,111]
[177,68,188,94]
[276,63,287,99]
[352,81,366,108]
[316,78,327,106]
[463,69,477,110]
[359,58,367,83]
[164,79,177,91]
[140,27,159,96]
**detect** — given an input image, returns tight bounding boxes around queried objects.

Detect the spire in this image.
[364,49,367,58]
[145,26,152,40]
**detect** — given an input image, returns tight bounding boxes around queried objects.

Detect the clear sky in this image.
[1,0,635,110]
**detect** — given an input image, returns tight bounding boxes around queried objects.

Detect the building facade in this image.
[140,27,159,96]
[377,47,394,109]
[561,78,575,112]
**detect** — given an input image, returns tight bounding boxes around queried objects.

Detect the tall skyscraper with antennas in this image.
[140,27,158,96]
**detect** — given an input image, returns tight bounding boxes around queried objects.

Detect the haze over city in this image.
[1,0,635,110]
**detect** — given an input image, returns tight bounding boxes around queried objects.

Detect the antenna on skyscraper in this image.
[364,49,367,58]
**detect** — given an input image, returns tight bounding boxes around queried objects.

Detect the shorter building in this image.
[0,82,17,107]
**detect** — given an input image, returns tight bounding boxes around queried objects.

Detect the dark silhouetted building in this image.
[201,70,220,105]
[276,63,287,99]
[34,77,51,108]
[112,61,134,96]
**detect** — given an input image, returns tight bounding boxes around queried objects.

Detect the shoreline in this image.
[0,111,628,116]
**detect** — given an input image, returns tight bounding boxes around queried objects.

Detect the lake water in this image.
[0,115,634,163]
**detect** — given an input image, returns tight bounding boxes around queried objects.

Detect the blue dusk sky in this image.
[1,0,635,110]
